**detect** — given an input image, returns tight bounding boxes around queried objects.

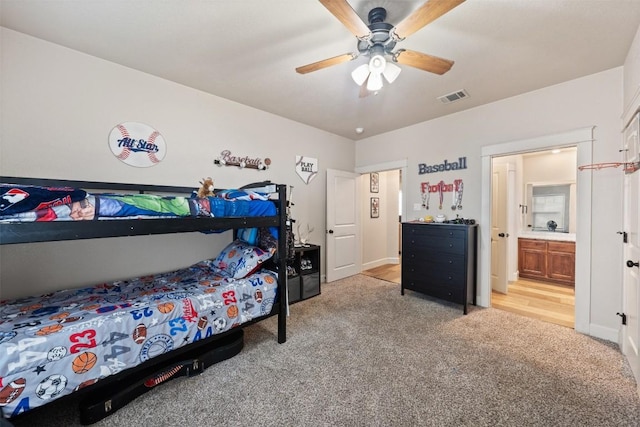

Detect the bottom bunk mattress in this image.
[0,257,278,419]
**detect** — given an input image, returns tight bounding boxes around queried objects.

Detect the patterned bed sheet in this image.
[0,260,278,418]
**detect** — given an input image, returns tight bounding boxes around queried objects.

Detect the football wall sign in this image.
[108,122,167,167]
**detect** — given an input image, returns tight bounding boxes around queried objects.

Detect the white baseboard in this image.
[588,323,619,343]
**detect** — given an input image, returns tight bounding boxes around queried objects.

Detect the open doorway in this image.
[489,148,578,328]
[360,168,403,284]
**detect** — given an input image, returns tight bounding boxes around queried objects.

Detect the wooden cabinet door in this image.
[518,239,547,279]
[547,241,575,284]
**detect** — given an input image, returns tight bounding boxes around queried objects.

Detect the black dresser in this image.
[401,222,478,314]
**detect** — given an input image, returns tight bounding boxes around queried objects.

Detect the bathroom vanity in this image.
[518,233,575,286]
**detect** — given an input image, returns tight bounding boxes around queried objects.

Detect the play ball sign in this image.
[108,122,166,167]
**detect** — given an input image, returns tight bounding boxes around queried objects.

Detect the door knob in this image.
[327,229,334,234]
[627,260,639,268]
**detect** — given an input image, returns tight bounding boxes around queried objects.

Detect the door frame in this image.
[355,159,409,270]
[480,127,594,335]
[355,159,409,222]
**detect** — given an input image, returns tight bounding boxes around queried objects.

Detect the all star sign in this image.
[108,122,167,167]
[295,156,318,184]
[418,157,467,174]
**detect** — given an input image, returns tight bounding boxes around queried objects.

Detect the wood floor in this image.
[361,263,401,284]
[362,264,575,328]
[491,278,575,328]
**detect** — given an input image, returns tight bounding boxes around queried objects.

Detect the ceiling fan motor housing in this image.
[357,7,397,57]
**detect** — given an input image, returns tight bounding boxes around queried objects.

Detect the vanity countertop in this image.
[518,232,576,242]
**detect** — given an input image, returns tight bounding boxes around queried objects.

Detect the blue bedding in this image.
[0,184,276,222]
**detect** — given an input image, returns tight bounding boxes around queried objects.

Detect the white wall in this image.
[623,24,640,124]
[355,67,624,340]
[0,28,355,299]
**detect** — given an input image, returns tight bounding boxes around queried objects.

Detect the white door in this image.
[326,169,361,282]
[491,162,509,294]
[622,115,640,383]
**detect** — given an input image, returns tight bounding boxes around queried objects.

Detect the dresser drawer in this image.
[403,225,466,240]
[403,280,464,304]
[402,268,465,288]
[403,236,466,254]
[403,255,466,282]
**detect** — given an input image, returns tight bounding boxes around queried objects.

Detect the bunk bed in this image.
[0,177,288,425]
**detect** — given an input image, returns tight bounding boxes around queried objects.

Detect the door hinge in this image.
[617,231,628,243]
[617,312,627,325]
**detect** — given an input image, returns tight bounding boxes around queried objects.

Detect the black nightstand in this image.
[288,244,321,304]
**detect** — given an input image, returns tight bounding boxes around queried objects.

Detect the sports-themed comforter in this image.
[0,184,276,222]
[0,261,278,418]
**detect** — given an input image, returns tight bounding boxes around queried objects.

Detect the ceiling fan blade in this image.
[393,0,465,40]
[319,0,371,38]
[395,49,454,75]
[359,78,370,98]
[296,53,355,74]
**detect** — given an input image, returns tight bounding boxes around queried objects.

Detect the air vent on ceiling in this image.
[437,89,469,104]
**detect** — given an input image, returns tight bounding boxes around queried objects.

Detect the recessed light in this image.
[355,127,364,134]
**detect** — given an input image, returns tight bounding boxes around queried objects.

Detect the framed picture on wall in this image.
[370,197,379,218]
[370,172,379,193]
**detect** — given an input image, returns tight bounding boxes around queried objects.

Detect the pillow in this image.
[211,239,275,279]
[237,227,259,246]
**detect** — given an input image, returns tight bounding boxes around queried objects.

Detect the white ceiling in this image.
[2,0,640,140]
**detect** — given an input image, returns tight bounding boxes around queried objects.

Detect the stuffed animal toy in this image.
[197,177,214,198]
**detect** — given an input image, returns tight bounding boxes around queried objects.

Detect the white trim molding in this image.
[480,127,594,335]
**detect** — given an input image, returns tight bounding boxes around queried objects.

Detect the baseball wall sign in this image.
[295,156,318,184]
[108,122,167,167]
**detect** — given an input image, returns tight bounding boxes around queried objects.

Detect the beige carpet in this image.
[10,274,640,427]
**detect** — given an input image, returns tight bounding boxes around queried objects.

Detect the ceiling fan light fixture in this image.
[382,61,401,84]
[351,63,370,86]
[366,72,384,91]
[368,54,386,75]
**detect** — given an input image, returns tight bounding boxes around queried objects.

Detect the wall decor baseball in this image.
[108,122,167,167]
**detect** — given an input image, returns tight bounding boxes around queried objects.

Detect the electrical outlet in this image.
[413,203,422,211]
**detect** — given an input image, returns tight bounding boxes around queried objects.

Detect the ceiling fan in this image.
[296,0,465,92]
